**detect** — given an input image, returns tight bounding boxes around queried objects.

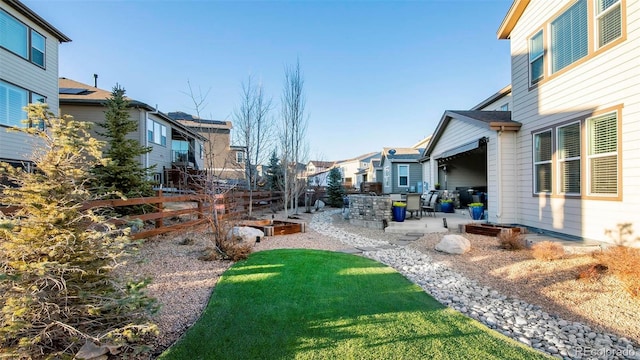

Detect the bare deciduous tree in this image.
[233,75,274,216]
[280,59,309,217]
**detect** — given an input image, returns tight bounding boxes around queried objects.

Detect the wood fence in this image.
[0,190,283,240]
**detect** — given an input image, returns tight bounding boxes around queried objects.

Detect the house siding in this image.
[0,2,62,162]
[489,130,519,224]
[508,0,640,243]
[391,162,421,193]
[429,119,493,192]
[60,105,173,178]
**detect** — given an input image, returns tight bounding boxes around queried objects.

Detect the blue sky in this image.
[26,0,513,162]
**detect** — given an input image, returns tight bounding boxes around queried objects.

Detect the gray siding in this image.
[391,162,422,193]
[0,3,61,162]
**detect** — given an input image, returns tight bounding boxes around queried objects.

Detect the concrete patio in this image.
[384,209,607,254]
[384,209,476,234]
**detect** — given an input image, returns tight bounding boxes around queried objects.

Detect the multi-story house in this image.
[167,111,246,182]
[496,0,638,245]
[336,152,378,190]
[59,78,206,187]
[0,0,70,168]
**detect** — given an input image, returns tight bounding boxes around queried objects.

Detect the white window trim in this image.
[0,9,46,68]
[595,0,622,49]
[586,111,619,197]
[0,79,47,128]
[30,30,46,67]
[556,121,581,195]
[529,30,544,86]
[146,118,167,146]
[533,130,553,194]
[397,164,409,188]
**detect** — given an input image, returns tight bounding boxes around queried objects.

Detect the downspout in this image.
[496,128,503,221]
[144,109,150,175]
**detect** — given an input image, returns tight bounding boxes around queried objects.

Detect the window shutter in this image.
[551,0,588,73]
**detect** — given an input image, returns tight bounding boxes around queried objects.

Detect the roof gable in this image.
[423,110,521,158]
[3,0,71,42]
[497,0,530,39]
[58,78,206,142]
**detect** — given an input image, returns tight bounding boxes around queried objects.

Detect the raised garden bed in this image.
[464,223,522,237]
[238,219,305,236]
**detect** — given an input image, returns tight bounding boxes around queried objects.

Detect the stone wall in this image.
[348,195,392,230]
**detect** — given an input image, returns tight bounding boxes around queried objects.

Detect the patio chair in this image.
[405,193,421,219]
[422,192,438,217]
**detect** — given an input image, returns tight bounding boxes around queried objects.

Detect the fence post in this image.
[156,189,164,228]
[197,197,203,220]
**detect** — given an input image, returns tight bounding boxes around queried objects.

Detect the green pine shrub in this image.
[0,104,157,358]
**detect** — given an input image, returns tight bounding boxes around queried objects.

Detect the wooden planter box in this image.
[464,223,522,237]
[238,220,305,236]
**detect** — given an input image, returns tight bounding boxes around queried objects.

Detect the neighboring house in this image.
[307,168,331,188]
[419,85,516,201]
[380,147,424,194]
[167,111,245,181]
[305,160,334,178]
[58,78,205,186]
[494,0,638,245]
[335,152,378,190]
[411,135,433,151]
[0,0,71,168]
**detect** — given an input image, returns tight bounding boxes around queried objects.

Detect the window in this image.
[557,122,581,194]
[236,151,244,163]
[587,112,618,195]
[529,30,544,84]
[0,9,28,58]
[172,140,189,163]
[398,164,409,187]
[199,143,204,160]
[30,31,45,67]
[596,0,622,48]
[551,0,588,73]
[0,80,27,127]
[146,118,167,146]
[384,165,390,187]
[533,131,552,193]
[0,9,46,67]
[500,103,509,111]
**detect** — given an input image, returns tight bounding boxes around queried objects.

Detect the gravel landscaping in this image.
[121,209,640,359]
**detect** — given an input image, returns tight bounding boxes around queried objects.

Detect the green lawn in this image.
[159,249,550,360]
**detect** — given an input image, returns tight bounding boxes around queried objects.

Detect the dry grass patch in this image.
[595,246,640,298]
[408,232,640,345]
[531,241,565,261]
[497,231,528,250]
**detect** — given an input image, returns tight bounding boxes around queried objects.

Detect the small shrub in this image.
[531,241,565,260]
[577,263,608,281]
[498,231,527,250]
[595,246,640,297]
[180,237,195,245]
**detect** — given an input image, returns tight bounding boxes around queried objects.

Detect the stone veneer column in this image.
[347,195,392,230]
